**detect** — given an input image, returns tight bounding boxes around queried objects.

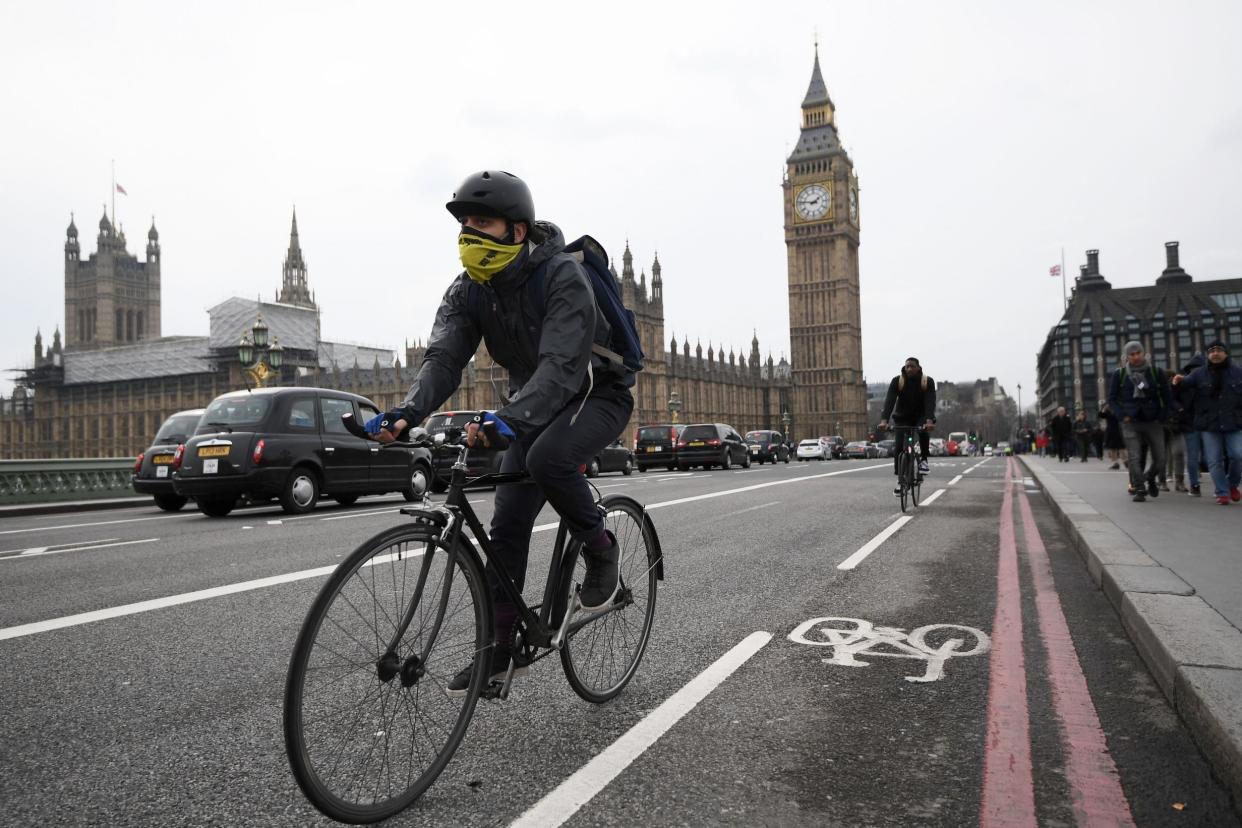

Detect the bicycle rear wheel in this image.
[896,452,910,512]
[559,497,660,703]
[284,524,491,824]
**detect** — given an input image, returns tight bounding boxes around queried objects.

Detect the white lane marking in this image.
[0,548,417,641]
[593,484,630,489]
[644,463,887,513]
[0,512,189,536]
[789,617,989,682]
[733,501,781,516]
[0,538,161,560]
[510,631,772,828]
[654,474,696,481]
[921,488,947,506]
[320,509,401,522]
[2,465,887,639]
[837,516,913,571]
[267,520,283,526]
[948,475,963,486]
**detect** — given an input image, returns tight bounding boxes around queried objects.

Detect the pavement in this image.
[1021,452,1242,809]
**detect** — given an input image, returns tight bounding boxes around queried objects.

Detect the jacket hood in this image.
[490,220,566,292]
[1182,353,1206,373]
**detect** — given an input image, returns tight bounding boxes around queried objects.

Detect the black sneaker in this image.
[893,486,902,495]
[1190,484,1202,497]
[445,651,527,699]
[918,460,930,475]
[1147,480,1159,498]
[1132,491,1146,502]
[580,532,619,611]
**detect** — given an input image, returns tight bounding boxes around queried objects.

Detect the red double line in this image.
[980,458,1134,827]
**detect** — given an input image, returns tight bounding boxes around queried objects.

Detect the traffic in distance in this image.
[132,386,921,517]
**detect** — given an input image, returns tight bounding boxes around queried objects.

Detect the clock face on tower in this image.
[849,187,858,223]
[795,183,831,221]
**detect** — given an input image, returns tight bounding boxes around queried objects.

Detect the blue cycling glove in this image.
[480,411,515,439]
[364,409,409,436]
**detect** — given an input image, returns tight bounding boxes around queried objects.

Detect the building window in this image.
[1080,337,1094,354]
[1211,293,1242,309]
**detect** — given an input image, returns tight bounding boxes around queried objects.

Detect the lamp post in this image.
[1017,382,1023,432]
[781,408,791,441]
[667,389,682,424]
[238,314,284,388]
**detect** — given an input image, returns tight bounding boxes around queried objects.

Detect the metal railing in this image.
[0,458,138,505]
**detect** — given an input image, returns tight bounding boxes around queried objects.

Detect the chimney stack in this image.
[1086,249,1100,275]
[1076,249,1112,292]
[1157,240,1192,285]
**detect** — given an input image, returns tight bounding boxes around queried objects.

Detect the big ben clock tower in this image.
[784,47,866,441]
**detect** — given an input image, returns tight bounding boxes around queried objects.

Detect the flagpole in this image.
[111,159,116,229]
[1061,246,1067,310]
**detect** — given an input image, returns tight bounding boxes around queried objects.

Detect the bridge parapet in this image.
[0,458,136,505]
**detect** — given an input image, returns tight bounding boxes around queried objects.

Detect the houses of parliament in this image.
[0,52,867,459]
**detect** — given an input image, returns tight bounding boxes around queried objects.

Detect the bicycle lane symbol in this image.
[787,617,991,683]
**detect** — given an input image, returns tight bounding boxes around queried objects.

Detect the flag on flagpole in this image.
[116,183,128,196]
[1049,264,1061,277]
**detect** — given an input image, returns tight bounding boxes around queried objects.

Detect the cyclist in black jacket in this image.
[369,171,635,693]
[879,357,937,492]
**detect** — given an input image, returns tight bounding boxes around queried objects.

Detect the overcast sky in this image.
[2,1,1240,412]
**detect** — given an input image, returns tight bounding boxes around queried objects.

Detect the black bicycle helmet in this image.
[446,170,535,224]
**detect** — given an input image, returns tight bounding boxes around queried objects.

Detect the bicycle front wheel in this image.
[896,453,910,512]
[910,455,921,507]
[284,524,491,824]
[559,497,659,703]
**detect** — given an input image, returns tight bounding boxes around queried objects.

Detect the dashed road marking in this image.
[0,537,159,560]
[510,631,772,828]
[837,516,913,570]
[921,488,947,505]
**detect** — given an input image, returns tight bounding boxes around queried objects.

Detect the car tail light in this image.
[171,444,185,471]
[133,453,144,474]
[676,441,688,448]
[253,438,265,465]
[706,439,721,447]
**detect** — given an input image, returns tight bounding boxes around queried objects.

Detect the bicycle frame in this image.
[378,439,629,680]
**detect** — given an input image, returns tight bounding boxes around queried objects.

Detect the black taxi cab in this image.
[131,408,205,511]
[172,388,433,517]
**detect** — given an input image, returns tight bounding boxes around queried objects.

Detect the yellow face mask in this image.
[458,229,524,284]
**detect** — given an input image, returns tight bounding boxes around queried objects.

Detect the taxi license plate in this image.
[203,459,219,474]
[153,455,174,465]
[198,445,230,458]
[689,441,704,447]
[750,446,759,453]
[646,446,660,453]
[156,466,169,478]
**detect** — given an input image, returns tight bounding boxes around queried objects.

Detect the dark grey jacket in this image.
[399,222,623,437]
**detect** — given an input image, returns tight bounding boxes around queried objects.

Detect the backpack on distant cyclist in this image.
[467,235,645,375]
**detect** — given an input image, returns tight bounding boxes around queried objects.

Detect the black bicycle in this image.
[886,424,925,512]
[283,416,663,823]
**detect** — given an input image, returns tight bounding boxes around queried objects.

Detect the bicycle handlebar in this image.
[340,413,509,452]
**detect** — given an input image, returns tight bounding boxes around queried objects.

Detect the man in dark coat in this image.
[1073,410,1093,462]
[1176,353,1206,495]
[1049,406,1073,462]
[1106,340,1170,502]
[1173,340,1242,504]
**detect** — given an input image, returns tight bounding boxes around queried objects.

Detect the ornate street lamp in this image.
[781,408,791,439]
[238,315,282,387]
[667,389,682,423]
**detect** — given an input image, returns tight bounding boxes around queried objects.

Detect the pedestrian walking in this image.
[1036,429,1050,457]
[1177,353,1206,496]
[1107,341,1170,502]
[1073,410,1093,462]
[1049,406,1073,463]
[1098,403,1126,470]
[1173,341,1242,505]
[1162,368,1189,492]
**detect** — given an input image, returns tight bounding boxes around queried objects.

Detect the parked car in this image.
[929,437,947,457]
[131,408,205,511]
[843,440,881,459]
[796,438,828,461]
[822,435,847,459]
[423,410,508,492]
[173,388,433,517]
[676,423,751,470]
[635,423,683,471]
[875,439,896,458]
[588,440,635,477]
[744,430,789,464]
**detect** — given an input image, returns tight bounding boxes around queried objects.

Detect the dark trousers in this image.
[486,385,634,602]
[1055,438,1072,461]
[890,423,929,474]
[1076,434,1092,461]
[1122,420,1166,491]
